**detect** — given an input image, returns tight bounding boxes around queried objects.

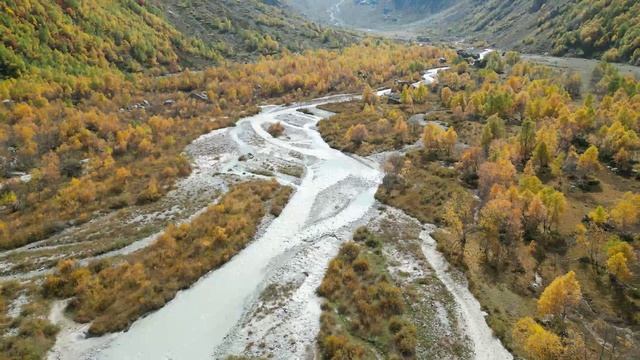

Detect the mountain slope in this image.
[0,0,354,84]
[0,0,217,79]
[150,0,355,63]
[431,0,640,65]
[287,0,640,65]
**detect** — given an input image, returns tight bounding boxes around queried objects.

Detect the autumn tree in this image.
[443,128,458,156]
[537,271,582,322]
[513,317,564,360]
[576,223,608,271]
[440,87,453,107]
[137,177,162,204]
[400,87,414,109]
[481,114,505,155]
[531,141,552,173]
[606,237,635,284]
[393,118,409,143]
[267,122,285,137]
[563,72,582,99]
[443,192,475,260]
[539,187,567,233]
[519,118,536,163]
[609,192,640,232]
[588,205,609,226]
[477,159,516,199]
[381,154,408,192]
[479,197,522,266]
[422,123,445,154]
[362,85,377,106]
[413,83,428,104]
[0,221,9,247]
[505,51,521,66]
[345,124,369,147]
[41,151,61,184]
[457,146,483,183]
[484,52,505,74]
[524,194,547,238]
[577,145,601,177]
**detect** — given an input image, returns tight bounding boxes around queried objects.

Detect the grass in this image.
[277,165,304,178]
[0,282,58,360]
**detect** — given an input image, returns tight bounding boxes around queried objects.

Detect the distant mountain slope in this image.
[420,0,640,65]
[435,0,640,65]
[0,0,217,79]
[0,0,354,83]
[150,0,355,63]
[286,0,640,65]
[544,0,640,64]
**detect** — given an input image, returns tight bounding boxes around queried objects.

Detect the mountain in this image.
[0,0,221,79]
[0,0,354,83]
[149,0,354,63]
[287,0,640,65]
[426,0,640,65]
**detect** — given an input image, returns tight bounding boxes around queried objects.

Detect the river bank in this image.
[46,83,510,359]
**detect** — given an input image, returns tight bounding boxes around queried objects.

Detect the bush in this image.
[267,122,285,137]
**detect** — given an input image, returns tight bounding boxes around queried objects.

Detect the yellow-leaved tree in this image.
[588,205,609,226]
[345,124,369,146]
[537,271,582,321]
[512,317,564,360]
[577,145,601,176]
[606,238,636,284]
[610,192,640,232]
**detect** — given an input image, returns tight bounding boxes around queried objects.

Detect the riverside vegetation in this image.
[318,236,416,359]
[0,6,451,354]
[0,42,451,250]
[1,1,640,359]
[317,51,639,359]
[43,180,292,335]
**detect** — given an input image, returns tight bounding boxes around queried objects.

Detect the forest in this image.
[0,42,449,251]
[1,1,639,359]
[548,0,640,64]
[43,180,292,335]
[0,40,449,359]
[318,50,640,358]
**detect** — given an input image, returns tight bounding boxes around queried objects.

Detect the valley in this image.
[0,1,639,360]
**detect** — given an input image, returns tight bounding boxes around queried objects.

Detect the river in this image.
[48,83,511,359]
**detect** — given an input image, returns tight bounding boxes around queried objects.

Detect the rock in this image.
[189,91,210,102]
[456,49,480,60]
[408,114,426,126]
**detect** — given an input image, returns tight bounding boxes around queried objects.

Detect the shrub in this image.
[267,122,285,137]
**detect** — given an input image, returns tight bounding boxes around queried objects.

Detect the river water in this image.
[48,83,511,359]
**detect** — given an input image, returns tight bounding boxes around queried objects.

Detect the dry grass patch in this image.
[318,237,417,359]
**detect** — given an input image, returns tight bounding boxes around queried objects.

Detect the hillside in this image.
[0,0,354,84]
[428,0,640,65]
[288,0,640,65]
[0,0,216,79]
[149,0,355,63]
